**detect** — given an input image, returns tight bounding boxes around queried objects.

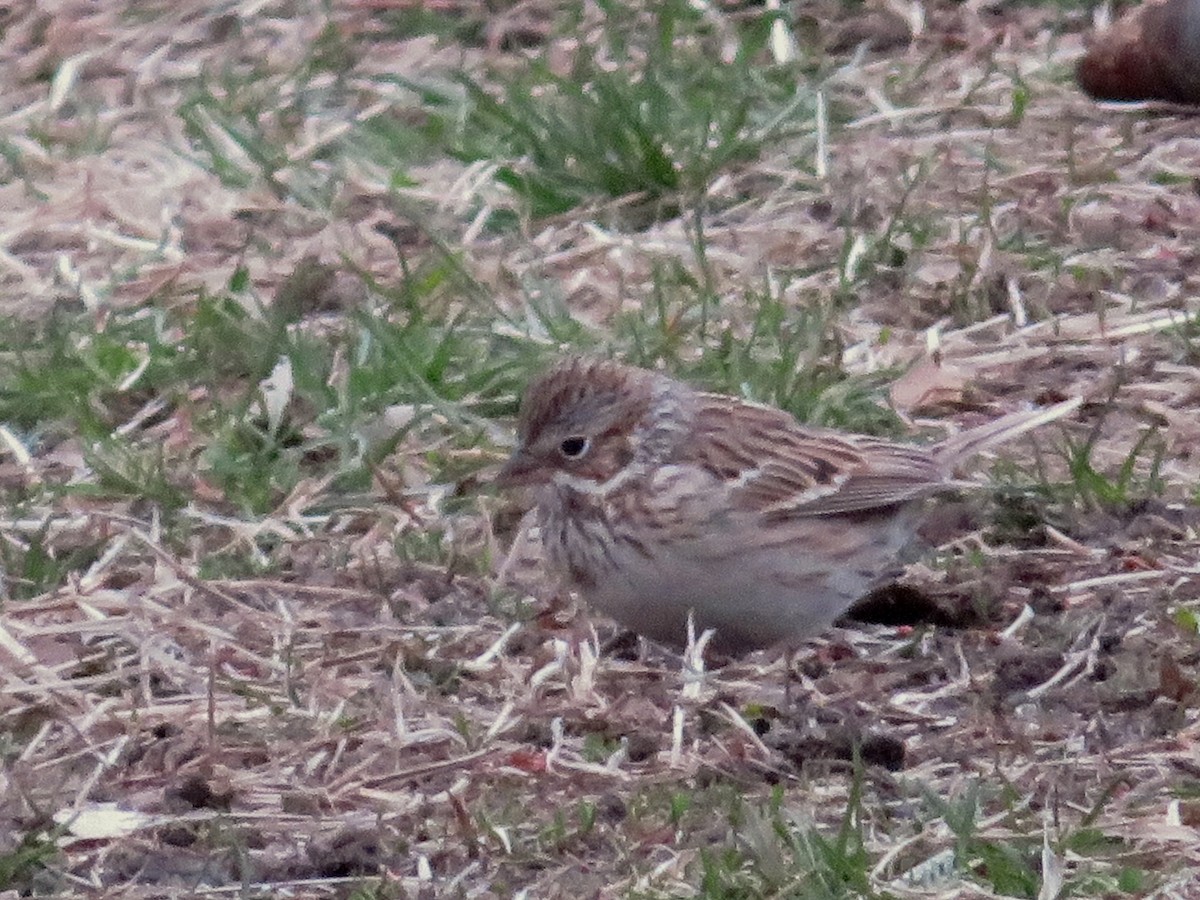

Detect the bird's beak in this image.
[495,449,545,488]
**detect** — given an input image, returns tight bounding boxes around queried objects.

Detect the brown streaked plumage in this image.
[498,358,1081,655]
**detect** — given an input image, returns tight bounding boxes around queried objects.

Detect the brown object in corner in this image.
[1076,0,1200,104]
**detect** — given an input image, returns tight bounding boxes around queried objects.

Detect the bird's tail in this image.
[934,397,1082,470]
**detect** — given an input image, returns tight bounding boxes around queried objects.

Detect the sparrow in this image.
[498,357,1079,655]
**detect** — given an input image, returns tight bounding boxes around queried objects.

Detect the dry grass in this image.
[1,0,1199,897]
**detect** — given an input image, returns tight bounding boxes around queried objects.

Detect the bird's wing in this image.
[685,398,945,520]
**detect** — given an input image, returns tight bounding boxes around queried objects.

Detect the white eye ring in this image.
[559,436,589,458]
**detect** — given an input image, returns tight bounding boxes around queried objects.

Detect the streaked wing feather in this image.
[761,473,939,519]
[688,397,944,519]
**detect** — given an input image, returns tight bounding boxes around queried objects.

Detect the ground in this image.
[0,0,1198,897]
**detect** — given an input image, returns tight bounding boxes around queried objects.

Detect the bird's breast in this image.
[537,485,621,591]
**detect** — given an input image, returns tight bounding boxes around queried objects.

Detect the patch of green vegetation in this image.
[195,548,283,581]
[985,388,1171,545]
[843,157,933,285]
[1165,307,1200,368]
[1173,607,1200,636]
[1061,423,1166,511]
[409,0,815,222]
[626,778,874,899]
[176,21,369,206]
[393,525,454,570]
[27,113,114,159]
[1062,827,1153,895]
[1043,379,1168,516]
[0,525,104,603]
[581,732,622,764]
[179,72,294,193]
[0,826,62,893]
[929,782,1040,898]
[985,480,1068,548]
[616,261,901,434]
[697,805,873,898]
[345,878,410,900]
[0,249,529,518]
[901,776,1163,898]
[0,312,173,437]
[83,438,188,510]
[475,788,605,866]
[186,289,295,384]
[0,133,43,194]
[202,409,312,516]
[369,4,489,45]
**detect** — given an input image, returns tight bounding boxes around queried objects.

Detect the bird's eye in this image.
[559,436,589,458]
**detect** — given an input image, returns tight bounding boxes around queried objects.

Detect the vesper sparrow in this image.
[498,358,1080,655]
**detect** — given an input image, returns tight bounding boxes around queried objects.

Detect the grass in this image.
[0,0,1198,895]
[412,0,817,224]
[0,826,61,894]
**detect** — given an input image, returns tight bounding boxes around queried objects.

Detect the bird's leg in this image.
[783,647,798,706]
